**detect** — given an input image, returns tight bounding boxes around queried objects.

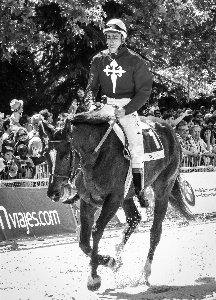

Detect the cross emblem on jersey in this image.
[103,60,126,93]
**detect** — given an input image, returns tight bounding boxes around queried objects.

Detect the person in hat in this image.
[84,18,153,208]
[10,99,23,129]
[0,142,18,179]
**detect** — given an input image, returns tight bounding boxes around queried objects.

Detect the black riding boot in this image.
[132,169,149,208]
[62,193,80,205]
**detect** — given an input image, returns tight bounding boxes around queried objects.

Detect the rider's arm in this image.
[123,59,153,115]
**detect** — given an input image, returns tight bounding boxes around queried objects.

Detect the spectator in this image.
[20,115,33,133]
[0,112,4,129]
[193,110,204,127]
[0,144,18,179]
[28,114,44,139]
[183,114,194,128]
[9,99,23,129]
[56,113,69,128]
[200,105,206,117]
[148,99,159,115]
[68,87,88,115]
[203,113,213,126]
[68,99,78,115]
[28,136,46,166]
[14,127,29,155]
[39,109,53,125]
[189,125,210,154]
[200,125,215,152]
[163,109,192,128]
[175,120,199,156]
[2,118,13,141]
[16,144,35,179]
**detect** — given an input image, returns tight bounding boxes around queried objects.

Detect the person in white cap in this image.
[84,18,153,207]
[10,99,23,128]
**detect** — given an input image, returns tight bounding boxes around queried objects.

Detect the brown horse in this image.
[40,113,194,291]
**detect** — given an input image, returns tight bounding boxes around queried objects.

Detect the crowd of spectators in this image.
[144,99,216,166]
[0,100,52,180]
[1,92,216,180]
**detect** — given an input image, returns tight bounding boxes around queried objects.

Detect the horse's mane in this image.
[69,112,113,125]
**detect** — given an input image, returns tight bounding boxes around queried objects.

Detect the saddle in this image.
[90,103,165,198]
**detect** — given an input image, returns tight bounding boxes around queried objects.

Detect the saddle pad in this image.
[110,120,165,162]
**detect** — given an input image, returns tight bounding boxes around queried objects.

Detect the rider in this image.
[84,18,153,208]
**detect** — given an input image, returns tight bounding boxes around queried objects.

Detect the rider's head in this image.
[103,19,127,54]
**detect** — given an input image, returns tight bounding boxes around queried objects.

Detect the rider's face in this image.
[106,32,122,53]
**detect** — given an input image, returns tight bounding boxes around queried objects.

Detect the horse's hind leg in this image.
[88,194,121,291]
[115,197,141,266]
[141,176,175,285]
[79,199,97,256]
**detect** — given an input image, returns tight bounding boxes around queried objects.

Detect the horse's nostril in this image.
[55,192,60,197]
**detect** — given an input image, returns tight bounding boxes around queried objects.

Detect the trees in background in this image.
[0,0,215,115]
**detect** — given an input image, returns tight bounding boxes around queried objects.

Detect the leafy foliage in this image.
[0,0,215,115]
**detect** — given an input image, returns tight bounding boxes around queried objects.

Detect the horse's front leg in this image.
[114,197,141,270]
[87,194,120,291]
[79,198,97,256]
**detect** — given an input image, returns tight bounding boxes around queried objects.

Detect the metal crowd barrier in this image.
[1,155,216,183]
[34,163,49,179]
[34,157,216,178]
[23,156,216,178]
[180,155,216,173]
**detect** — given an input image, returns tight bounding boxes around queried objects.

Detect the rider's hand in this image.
[114,107,126,119]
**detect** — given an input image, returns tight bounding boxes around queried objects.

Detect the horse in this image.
[39,112,194,291]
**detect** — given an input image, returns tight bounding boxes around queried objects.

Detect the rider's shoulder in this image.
[92,49,109,61]
[126,48,148,64]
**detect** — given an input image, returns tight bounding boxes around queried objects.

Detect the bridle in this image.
[48,140,79,183]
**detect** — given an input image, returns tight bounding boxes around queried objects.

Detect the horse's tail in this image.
[169,174,195,220]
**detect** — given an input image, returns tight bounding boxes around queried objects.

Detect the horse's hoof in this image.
[108,257,123,272]
[107,257,116,269]
[87,275,101,291]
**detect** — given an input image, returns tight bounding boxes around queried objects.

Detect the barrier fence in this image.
[0,156,216,242]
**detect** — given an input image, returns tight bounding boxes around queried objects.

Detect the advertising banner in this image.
[0,180,76,241]
[180,172,216,214]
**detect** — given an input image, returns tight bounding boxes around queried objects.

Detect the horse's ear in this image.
[62,118,72,140]
[38,120,53,140]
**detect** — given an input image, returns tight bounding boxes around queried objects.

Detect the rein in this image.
[94,120,116,153]
[48,119,116,181]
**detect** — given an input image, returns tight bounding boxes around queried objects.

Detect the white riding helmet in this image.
[103,19,127,39]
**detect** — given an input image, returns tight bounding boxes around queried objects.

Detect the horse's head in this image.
[39,119,76,202]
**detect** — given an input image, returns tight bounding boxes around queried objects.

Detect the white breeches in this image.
[98,98,144,168]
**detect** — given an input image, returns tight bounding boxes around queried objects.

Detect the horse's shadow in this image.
[100,277,216,300]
